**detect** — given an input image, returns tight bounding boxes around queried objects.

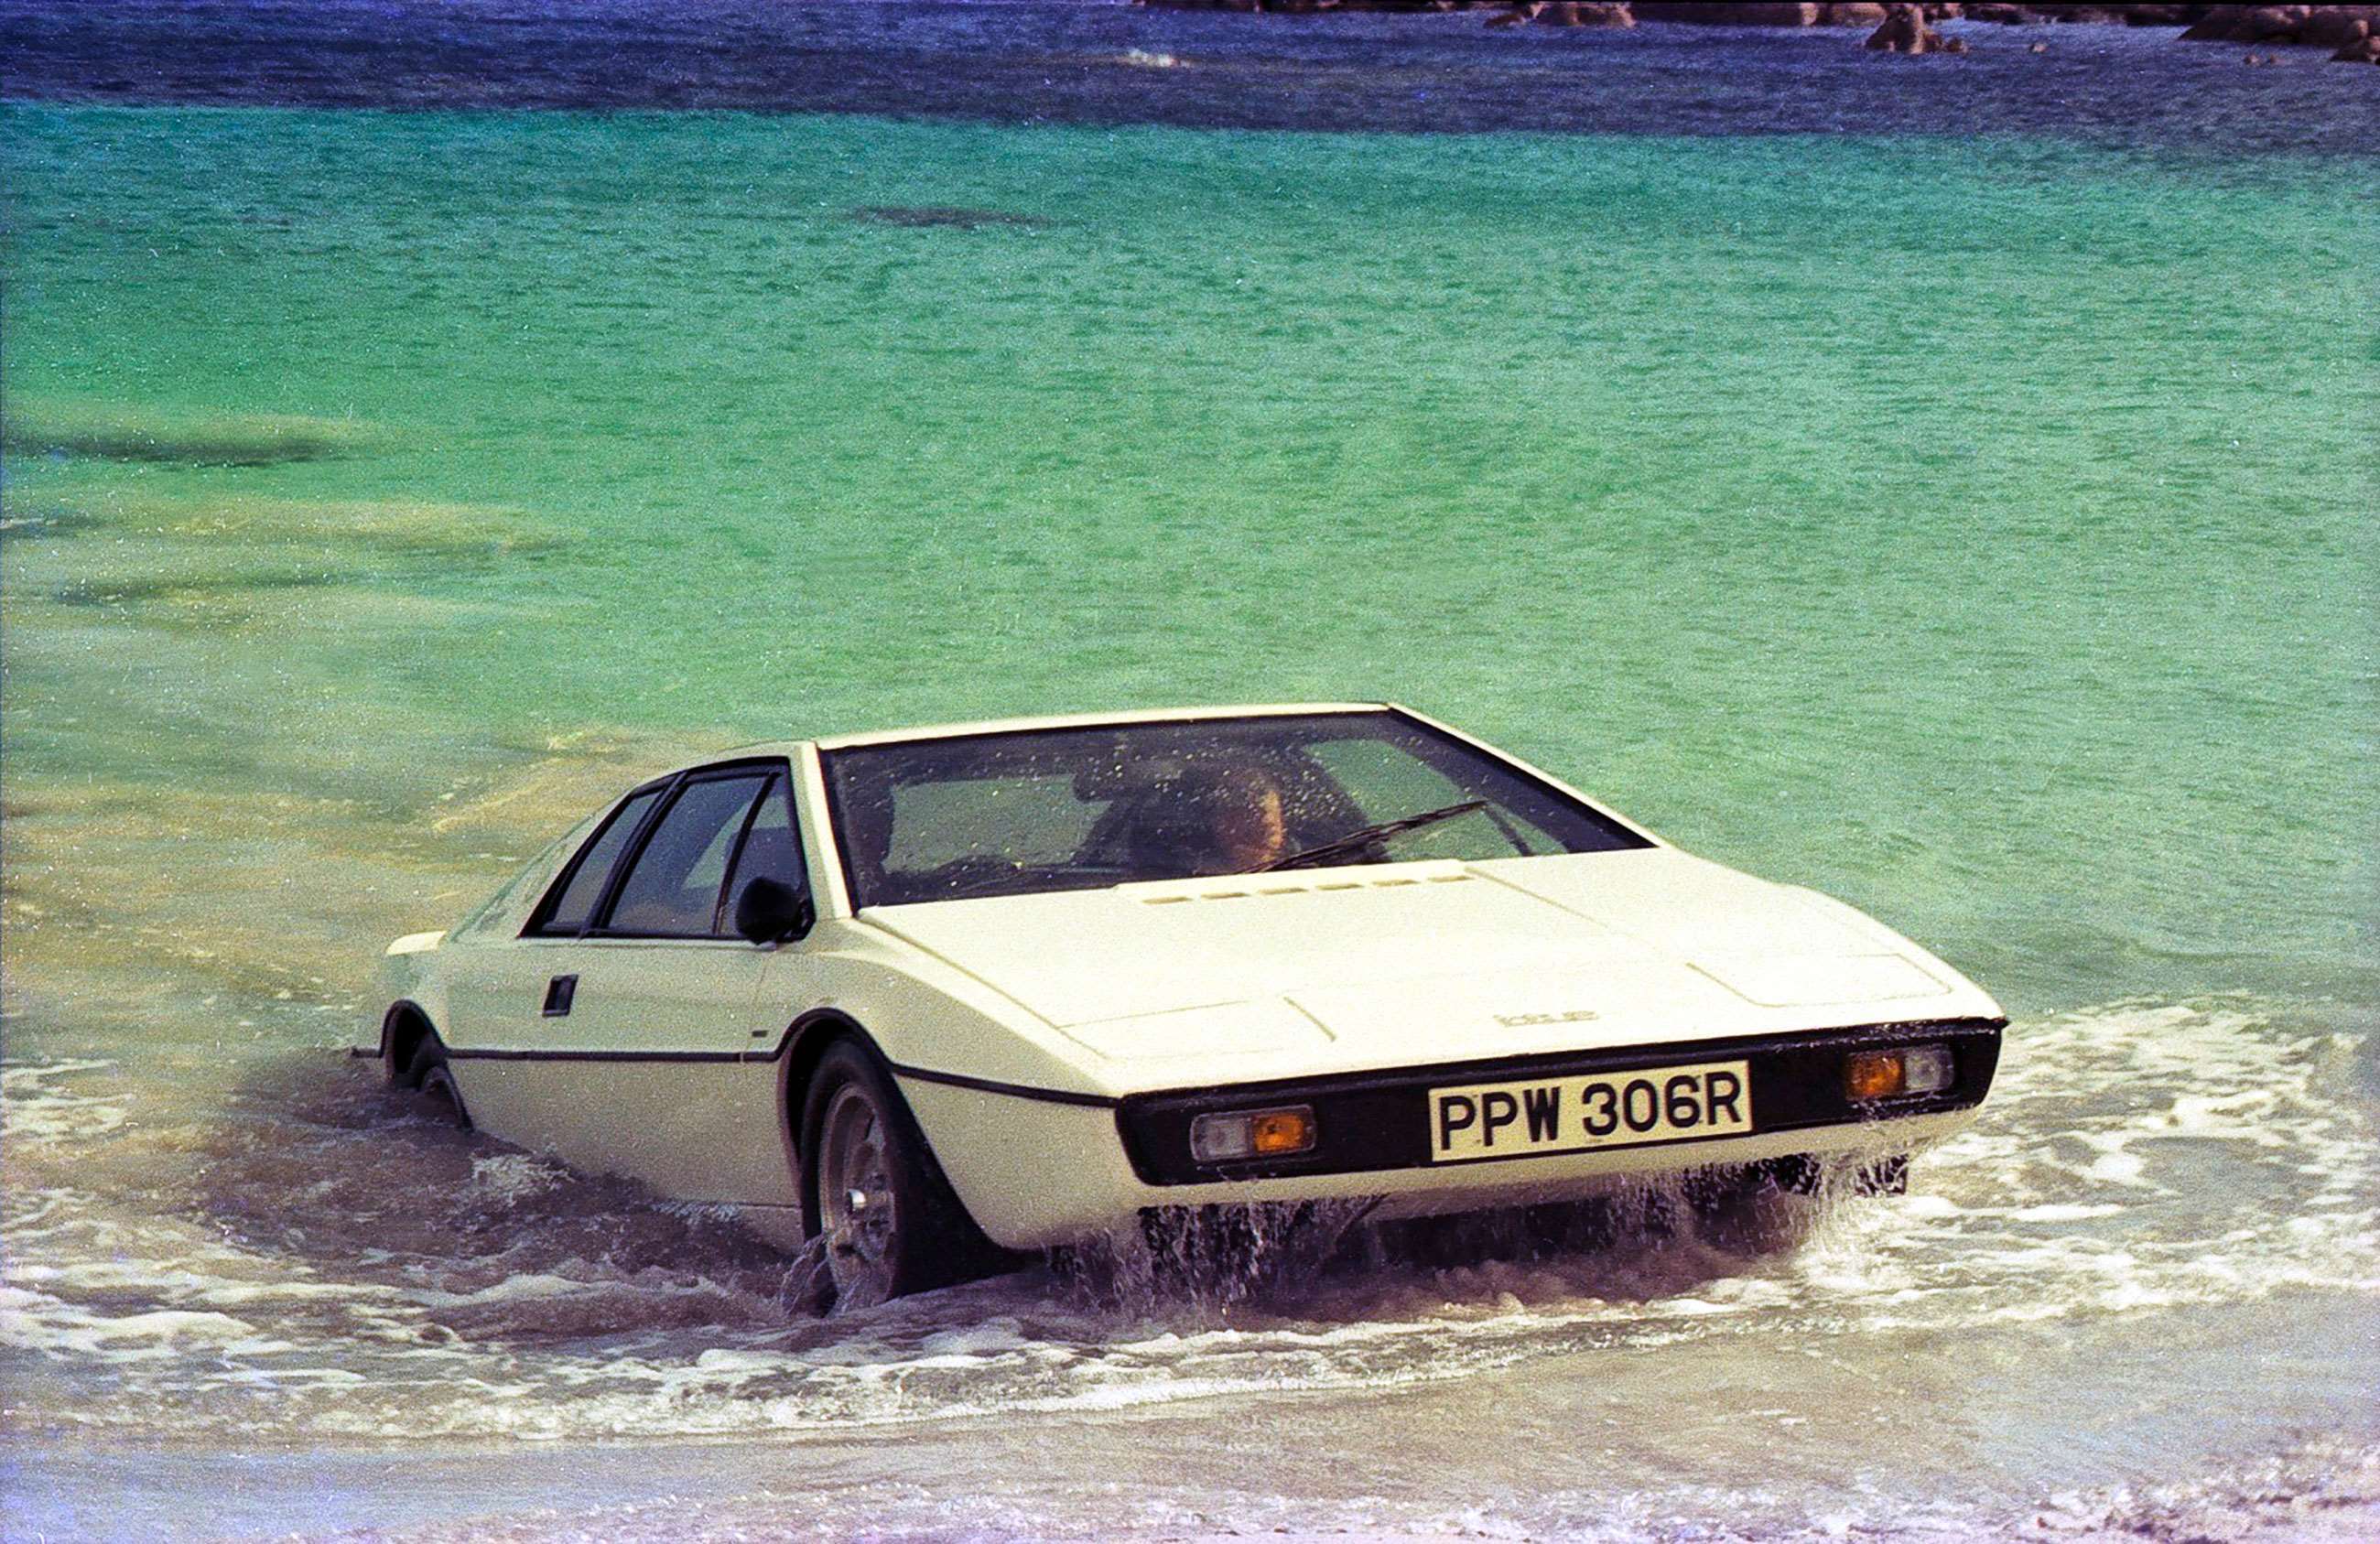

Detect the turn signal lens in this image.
[1250,1109,1315,1156]
[1846,1044,1955,1101]
[1845,1051,1907,1101]
[1189,1106,1317,1162]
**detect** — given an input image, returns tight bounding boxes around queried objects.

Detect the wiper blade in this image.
[1258,800,1488,873]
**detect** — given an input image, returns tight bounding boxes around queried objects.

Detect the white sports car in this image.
[362,704,2005,1306]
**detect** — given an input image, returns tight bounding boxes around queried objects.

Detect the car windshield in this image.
[820,710,1650,908]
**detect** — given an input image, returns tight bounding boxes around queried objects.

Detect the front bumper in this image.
[1116,1016,2005,1186]
[902,1016,2003,1249]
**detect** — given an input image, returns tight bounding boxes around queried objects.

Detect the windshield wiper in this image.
[1257,800,1488,873]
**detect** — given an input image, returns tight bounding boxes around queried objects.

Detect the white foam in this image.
[468,1152,570,1202]
[3,998,2372,1444]
[0,1058,128,1143]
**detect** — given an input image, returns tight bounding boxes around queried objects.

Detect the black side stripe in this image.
[425,1042,1117,1107]
[446,1047,745,1064]
[885,1062,1119,1109]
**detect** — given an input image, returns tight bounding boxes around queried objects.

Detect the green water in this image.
[4,105,2373,1015]
[3,102,2377,1539]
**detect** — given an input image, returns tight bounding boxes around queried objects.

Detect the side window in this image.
[600,772,773,936]
[721,774,807,925]
[532,785,666,936]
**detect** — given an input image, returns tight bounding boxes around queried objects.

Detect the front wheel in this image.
[801,1042,990,1310]
[403,1036,472,1129]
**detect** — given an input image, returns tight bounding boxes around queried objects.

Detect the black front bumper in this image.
[1115,1016,2005,1187]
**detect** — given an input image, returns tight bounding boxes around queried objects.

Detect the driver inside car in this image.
[1179,761,1292,873]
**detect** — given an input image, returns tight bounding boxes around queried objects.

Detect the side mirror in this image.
[733,878,815,945]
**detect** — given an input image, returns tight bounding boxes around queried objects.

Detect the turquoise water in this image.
[3,93,2375,1541]
[5,106,2373,1011]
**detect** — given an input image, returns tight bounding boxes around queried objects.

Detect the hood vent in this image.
[1130,862,1477,906]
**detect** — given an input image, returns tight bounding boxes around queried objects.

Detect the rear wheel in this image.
[801,1042,989,1310]
[404,1036,472,1129]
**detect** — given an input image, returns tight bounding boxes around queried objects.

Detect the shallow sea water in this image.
[3,5,2376,1539]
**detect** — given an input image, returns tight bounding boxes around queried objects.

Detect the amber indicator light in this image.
[1189,1105,1319,1162]
[1250,1108,1316,1156]
[1844,1051,1907,1101]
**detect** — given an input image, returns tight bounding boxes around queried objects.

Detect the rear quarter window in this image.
[449,816,599,941]
[530,784,665,935]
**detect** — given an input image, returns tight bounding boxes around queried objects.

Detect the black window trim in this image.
[708,769,783,937]
[590,760,799,942]
[522,758,801,942]
[521,776,679,940]
[1378,712,1656,855]
[815,707,1651,912]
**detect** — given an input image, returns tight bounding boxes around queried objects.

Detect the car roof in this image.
[807,702,1395,751]
[687,704,1401,772]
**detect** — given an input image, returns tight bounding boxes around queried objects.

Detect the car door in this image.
[438,778,672,1140]
[460,764,814,1209]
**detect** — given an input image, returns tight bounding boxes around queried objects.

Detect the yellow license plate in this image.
[1428,1058,1754,1163]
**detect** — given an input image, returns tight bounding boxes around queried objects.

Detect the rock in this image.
[2180,4,2249,37]
[1634,3,1820,22]
[1823,3,1891,23]
[851,206,1055,230]
[2238,5,2313,38]
[1141,0,1462,7]
[2302,7,2372,47]
[1866,0,1948,47]
[2336,26,2380,53]
[1965,2,2032,19]
[1485,2,1540,25]
[1532,0,1635,22]
[2180,4,2322,40]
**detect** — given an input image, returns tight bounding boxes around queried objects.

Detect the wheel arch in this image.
[774,1008,886,1236]
[773,1008,1005,1252]
[380,1000,440,1087]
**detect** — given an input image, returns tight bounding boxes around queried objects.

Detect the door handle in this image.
[542,974,578,1017]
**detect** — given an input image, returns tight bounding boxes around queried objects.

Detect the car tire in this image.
[801,1041,991,1311]
[404,1036,473,1130]
[1852,1153,1909,1195]
[1685,1157,1817,1254]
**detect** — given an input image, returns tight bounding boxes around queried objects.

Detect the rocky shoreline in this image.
[1137,0,2380,61]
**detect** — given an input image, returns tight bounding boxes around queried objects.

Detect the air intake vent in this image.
[1130,862,1476,905]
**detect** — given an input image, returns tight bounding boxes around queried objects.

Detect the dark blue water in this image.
[5,0,2376,149]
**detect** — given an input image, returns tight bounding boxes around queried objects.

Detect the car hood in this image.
[861,849,1994,1074]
